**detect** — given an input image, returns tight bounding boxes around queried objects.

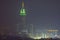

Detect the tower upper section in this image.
[19,0,26,16]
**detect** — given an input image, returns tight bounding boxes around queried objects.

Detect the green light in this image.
[20,8,26,16]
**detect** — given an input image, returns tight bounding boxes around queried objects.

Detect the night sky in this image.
[0,0,60,32]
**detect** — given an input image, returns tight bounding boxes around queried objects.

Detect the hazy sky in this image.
[0,0,60,31]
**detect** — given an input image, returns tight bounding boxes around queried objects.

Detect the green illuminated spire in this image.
[20,1,26,16]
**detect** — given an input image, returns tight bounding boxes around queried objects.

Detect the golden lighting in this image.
[48,30,58,32]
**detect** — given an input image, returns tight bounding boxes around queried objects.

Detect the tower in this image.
[18,0,27,34]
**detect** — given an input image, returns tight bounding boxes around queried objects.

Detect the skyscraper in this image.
[17,0,27,34]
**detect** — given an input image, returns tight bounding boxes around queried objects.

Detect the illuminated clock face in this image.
[20,8,26,16]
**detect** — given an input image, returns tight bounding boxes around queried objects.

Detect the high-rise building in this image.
[17,0,27,35]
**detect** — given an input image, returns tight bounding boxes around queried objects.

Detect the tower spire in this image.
[22,0,24,8]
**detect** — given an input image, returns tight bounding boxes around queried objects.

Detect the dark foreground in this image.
[0,34,60,40]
